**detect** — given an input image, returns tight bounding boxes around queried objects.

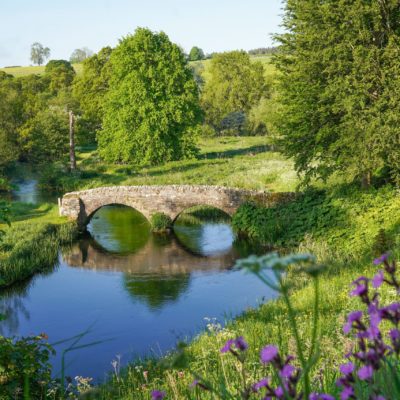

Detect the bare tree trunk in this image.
[361,171,371,189]
[69,111,77,171]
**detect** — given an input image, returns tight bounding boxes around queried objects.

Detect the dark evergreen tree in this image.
[275,0,400,186]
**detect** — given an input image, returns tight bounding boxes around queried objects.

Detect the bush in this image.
[151,213,172,233]
[0,335,55,399]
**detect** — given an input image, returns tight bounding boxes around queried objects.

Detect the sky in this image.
[0,0,284,67]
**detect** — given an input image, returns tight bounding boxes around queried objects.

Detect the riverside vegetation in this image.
[1,1,400,399]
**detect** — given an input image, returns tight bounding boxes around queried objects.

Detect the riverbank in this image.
[0,203,78,288]
[92,183,399,399]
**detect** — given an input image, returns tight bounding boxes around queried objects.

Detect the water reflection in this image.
[0,204,275,379]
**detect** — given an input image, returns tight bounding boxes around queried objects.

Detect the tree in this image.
[70,47,93,64]
[44,60,76,94]
[98,28,202,165]
[18,108,69,164]
[73,46,112,143]
[188,46,205,61]
[0,72,23,170]
[201,51,267,134]
[30,42,50,66]
[275,0,400,186]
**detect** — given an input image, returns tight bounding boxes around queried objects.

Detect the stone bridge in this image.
[59,185,295,228]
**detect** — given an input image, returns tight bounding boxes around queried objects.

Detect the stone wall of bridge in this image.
[59,185,295,228]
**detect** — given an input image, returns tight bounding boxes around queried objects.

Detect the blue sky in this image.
[0,0,284,67]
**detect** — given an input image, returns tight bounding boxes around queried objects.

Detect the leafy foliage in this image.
[98,28,202,165]
[188,46,205,61]
[275,0,400,186]
[0,335,55,399]
[73,46,113,144]
[201,51,267,134]
[69,47,93,64]
[151,212,173,232]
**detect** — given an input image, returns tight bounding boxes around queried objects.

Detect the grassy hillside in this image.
[0,63,83,77]
[0,55,273,78]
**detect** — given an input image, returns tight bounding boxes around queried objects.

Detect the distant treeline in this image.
[248,47,279,56]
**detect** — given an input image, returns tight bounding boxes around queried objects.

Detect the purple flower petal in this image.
[280,364,295,378]
[310,394,335,400]
[339,362,354,375]
[234,336,248,351]
[220,339,234,353]
[340,386,354,400]
[260,345,278,364]
[374,254,388,265]
[372,270,384,288]
[252,378,269,392]
[357,365,374,380]
[275,386,284,398]
[151,390,166,400]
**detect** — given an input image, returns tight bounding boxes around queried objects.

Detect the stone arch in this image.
[85,202,150,227]
[171,204,232,224]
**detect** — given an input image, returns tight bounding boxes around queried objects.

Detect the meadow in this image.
[0,63,83,76]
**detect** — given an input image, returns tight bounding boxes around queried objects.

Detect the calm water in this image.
[1,180,276,381]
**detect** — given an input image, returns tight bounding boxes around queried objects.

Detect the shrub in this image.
[0,335,55,399]
[151,213,172,233]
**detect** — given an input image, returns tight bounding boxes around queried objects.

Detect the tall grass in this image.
[0,221,78,288]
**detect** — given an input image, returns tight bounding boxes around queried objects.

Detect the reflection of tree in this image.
[123,274,191,311]
[0,280,32,336]
[88,205,151,255]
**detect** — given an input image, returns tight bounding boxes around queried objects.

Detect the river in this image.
[0,173,276,381]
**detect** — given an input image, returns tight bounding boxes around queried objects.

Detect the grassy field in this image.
[46,136,298,193]
[0,63,83,77]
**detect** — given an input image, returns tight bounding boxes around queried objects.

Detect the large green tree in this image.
[98,28,202,164]
[275,0,400,186]
[201,51,267,134]
[73,46,112,143]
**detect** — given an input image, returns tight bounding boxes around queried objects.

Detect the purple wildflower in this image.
[374,254,388,265]
[260,345,278,364]
[151,390,166,400]
[220,337,248,354]
[343,311,362,334]
[189,380,199,388]
[234,336,248,351]
[274,386,284,398]
[339,362,354,375]
[340,386,354,400]
[220,339,235,353]
[280,364,295,378]
[372,270,384,288]
[357,365,373,380]
[350,277,368,297]
[252,377,270,392]
[310,394,335,400]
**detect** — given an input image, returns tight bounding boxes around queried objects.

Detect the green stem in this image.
[280,279,311,397]
[308,276,320,362]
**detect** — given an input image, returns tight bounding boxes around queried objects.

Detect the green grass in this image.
[47,137,298,193]
[92,184,400,399]
[0,63,83,77]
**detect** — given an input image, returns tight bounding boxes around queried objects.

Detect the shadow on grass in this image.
[10,203,54,222]
[141,159,227,178]
[200,144,272,160]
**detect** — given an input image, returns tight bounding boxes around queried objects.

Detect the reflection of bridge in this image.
[62,236,238,275]
[59,185,295,228]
